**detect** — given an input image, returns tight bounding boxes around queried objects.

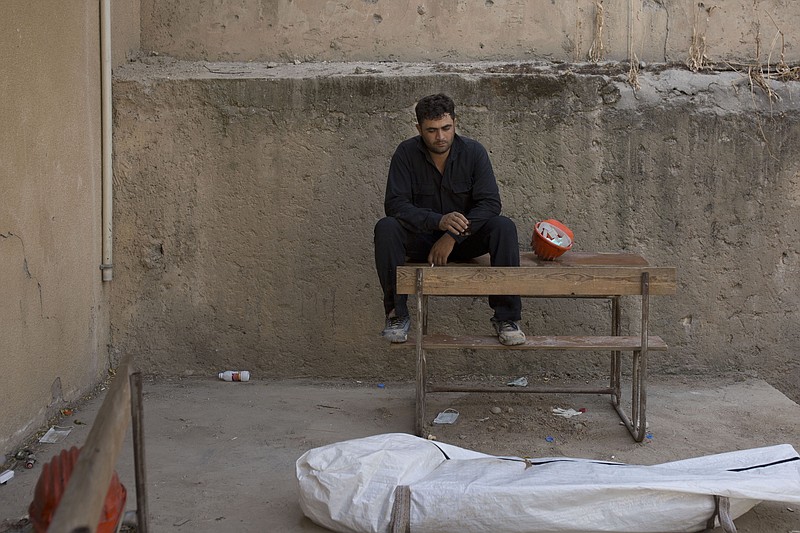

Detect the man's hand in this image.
[428,233,456,266]
[438,211,470,236]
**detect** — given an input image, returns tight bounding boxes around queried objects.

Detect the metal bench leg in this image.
[414,269,427,437]
[130,371,150,533]
[613,273,650,442]
[631,349,647,441]
[610,296,621,407]
[631,272,650,441]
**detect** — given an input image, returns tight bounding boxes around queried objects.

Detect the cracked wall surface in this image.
[112,60,800,403]
[140,0,800,64]
[0,2,114,453]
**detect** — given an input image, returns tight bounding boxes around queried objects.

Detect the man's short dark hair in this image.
[415,94,456,124]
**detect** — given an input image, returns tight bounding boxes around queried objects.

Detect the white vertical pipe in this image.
[627,0,633,62]
[100,0,113,281]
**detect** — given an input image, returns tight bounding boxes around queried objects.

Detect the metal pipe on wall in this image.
[100,0,113,281]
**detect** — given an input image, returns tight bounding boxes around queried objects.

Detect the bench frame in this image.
[396,255,676,442]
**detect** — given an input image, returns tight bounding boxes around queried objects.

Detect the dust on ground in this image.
[2,376,800,532]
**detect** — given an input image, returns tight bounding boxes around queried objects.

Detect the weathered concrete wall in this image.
[0,2,110,453]
[140,0,800,65]
[112,0,142,66]
[112,60,800,403]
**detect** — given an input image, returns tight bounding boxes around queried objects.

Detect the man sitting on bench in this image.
[374,93,525,346]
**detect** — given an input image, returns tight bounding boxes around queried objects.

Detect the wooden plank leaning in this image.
[48,353,146,533]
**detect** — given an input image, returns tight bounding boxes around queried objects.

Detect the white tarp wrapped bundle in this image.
[296,433,800,533]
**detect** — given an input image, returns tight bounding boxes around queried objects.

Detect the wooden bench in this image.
[395,251,677,442]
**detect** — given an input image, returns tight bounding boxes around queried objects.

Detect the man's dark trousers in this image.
[374,215,522,321]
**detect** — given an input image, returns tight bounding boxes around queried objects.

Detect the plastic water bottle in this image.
[218,370,250,382]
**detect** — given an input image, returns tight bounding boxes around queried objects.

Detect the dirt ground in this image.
[1,375,800,532]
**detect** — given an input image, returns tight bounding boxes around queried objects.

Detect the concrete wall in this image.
[112,0,142,66]
[140,0,800,65]
[111,61,800,402]
[0,1,138,453]
[6,0,797,454]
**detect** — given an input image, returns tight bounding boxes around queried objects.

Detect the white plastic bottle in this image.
[218,370,250,382]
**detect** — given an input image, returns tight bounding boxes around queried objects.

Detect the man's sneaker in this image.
[490,318,526,346]
[382,315,411,343]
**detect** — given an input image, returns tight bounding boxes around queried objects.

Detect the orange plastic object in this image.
[28,446,126,533]
[531,219,574,260]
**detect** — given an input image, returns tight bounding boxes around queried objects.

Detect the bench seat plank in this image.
[396,265,677,296]
[412,334,667,350]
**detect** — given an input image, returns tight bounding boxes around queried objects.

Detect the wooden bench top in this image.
[399,334,668,351]
[396,252,676,297]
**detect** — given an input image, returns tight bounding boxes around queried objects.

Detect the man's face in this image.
[416,113,456,155]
